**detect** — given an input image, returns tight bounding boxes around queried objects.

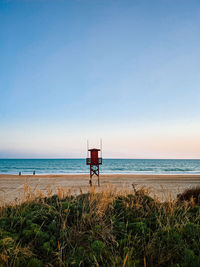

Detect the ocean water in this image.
[0,159,200,175]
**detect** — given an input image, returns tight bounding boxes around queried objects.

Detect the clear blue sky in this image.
[0,0,200,158]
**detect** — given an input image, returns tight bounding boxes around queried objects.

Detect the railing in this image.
[86,158,103,165]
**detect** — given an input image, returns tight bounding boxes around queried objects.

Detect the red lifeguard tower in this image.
[86,141,102,186]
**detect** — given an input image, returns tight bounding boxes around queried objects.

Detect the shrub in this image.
[177,187,200,205]
[0,187,200,266]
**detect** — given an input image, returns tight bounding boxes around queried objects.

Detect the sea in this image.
[0,159,200,175]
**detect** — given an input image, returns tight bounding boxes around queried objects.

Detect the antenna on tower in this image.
[87,140,89,158]
[100,138,102,158]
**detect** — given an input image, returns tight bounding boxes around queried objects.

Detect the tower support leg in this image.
[89,165,92,186]
[97,165,100,187]
[89,165,100,187]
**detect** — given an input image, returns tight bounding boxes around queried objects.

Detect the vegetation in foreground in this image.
[0,186,200,267]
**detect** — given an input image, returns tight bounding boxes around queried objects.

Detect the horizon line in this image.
[0,158,199,160]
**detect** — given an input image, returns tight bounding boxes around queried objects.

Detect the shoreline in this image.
[1,173,200,178]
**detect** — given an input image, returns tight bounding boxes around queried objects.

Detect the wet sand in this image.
[0,174,200,205]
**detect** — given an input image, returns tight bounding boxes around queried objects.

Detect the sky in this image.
[0,0,200,159]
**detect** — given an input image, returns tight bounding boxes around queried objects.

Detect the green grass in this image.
[0,187,200,266]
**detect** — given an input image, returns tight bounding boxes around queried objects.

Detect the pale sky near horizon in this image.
[0,0,200,159]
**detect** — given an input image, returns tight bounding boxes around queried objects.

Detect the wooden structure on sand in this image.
[86,141,102,186]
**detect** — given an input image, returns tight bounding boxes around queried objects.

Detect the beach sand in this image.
[0,174,200,205]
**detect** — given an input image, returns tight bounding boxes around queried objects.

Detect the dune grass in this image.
[0,186,200,266]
